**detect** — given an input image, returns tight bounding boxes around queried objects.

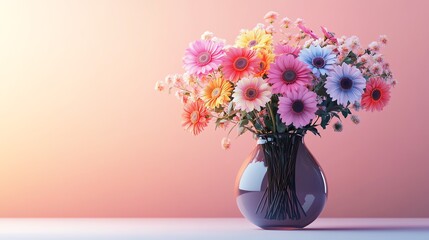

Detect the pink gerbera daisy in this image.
[222,47,258,82]
[267,54,312,94]
[183,40,225,76]
[182,100,211,135]
[274,44,301,57]
[232,76,272,112]
[361,77,391,112]
[278,86,318,128]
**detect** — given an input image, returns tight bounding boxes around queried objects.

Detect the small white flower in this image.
[221,137,231,150]
[379,35,388,45]
[370,63,383,75]
[345,36,360,50]
[368,41,381,52]
[294,18,304,26]
[373,54,384,64]
[201,31,214,40]
[281,17,291,27]
[154,81,165,92]
[212,37,226,45]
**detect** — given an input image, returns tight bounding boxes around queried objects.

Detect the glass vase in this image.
[235,133,327,229]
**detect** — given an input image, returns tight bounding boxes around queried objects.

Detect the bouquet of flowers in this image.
[156,11,395,224]
[156,11,395,148]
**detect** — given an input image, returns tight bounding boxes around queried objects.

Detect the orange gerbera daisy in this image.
[182,100,211,135]
[361,77,391,112]
[201,77,233,109]
[255,50,274,77]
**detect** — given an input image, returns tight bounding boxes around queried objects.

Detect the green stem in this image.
[311,116,320,127]
[266,103,276,133]
[250,110,264,133]
[226,122,238,138]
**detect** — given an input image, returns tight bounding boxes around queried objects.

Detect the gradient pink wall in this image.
[0,0,427,217]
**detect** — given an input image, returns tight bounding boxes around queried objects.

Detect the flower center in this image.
[248,40,258,47]
[259,61,266,71]
[190,111,199,124]
[292,100,304,113]
[197,52,211,65]
[211,87,221,98]
[234,57,249,71]
[371,89,381,101]
[312,57,325,68]
[244,87,259,100]
[282,70,297,83]
[340,77,353,90]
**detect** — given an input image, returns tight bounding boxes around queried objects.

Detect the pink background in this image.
[0,0,427,217]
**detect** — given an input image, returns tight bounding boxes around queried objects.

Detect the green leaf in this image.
[226,101,234,115]
[341,108,351,118]
[264,115,273,132]
[254,121,263,131]
[320,115,331,129]
[276,114,286,133]
[239,118,249,127]
[331,112,340,119]
[307,127,321,137]
[237,126,246,136]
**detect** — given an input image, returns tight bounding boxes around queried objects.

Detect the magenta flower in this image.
[297,24,318,40]
[321,26,338,44]
[267,54,312,94]
[278,86,318,128]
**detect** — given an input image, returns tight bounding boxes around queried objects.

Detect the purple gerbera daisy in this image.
[278,86,318,128]
[325,63,366,106]
[183,40,225,76]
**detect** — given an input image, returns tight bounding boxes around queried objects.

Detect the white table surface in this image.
[0,218,428,240]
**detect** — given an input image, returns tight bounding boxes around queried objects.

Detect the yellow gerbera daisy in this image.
[235,28,273,51]
[255,50,275,77]
[202,77,234,109]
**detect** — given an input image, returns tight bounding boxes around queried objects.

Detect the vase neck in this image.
[257,133,303,145]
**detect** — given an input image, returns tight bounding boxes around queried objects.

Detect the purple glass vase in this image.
[235,133,327,229]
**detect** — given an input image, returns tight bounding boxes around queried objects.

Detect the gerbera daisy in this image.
[361,77,391,111]
[235,28,273,51]
[325,63,366,106]
[232,76,272,112]
[222,47,259,82]
[183,40,225,76]
[201,77,233,109]
[274,44,301,57]
[182,100,211,135]
[267,54,312,94]
[255,50,274,77]
[298,45,336,76]
[278,86,318,128]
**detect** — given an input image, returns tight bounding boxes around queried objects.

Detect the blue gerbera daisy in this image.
[298,45,336,77]
[325,63,366,106]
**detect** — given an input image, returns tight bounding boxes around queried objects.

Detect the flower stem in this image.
[266,103,277,133]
